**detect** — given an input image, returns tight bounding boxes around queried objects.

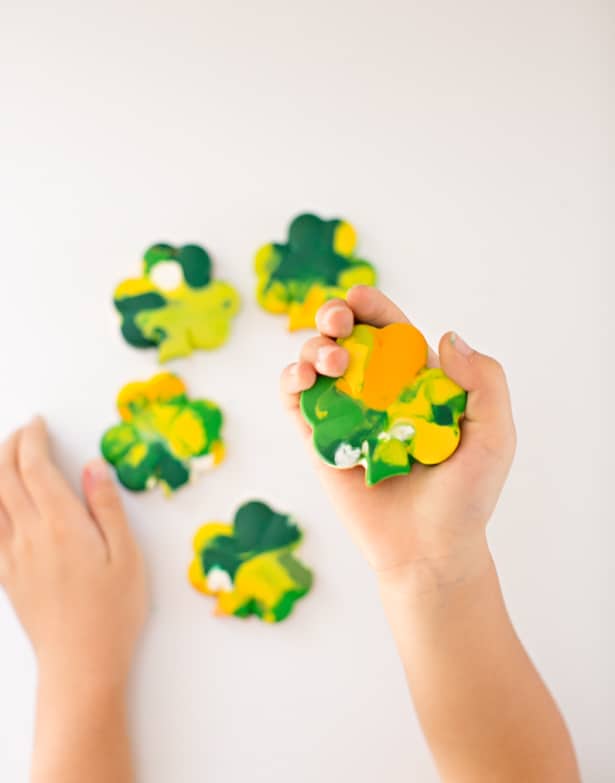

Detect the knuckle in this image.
[115,538,142,575]
[18,449,42,482]
[316,298,347,324]
[282,362,297,378]
[48,519,69,544]
[321,297,346,310]
[12,532,34,561]
[303,335,325,352]
[484,356,505,378]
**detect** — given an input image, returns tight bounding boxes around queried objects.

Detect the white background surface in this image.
[0,1,613,781]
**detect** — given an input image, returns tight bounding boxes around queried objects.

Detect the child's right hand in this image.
[280,286,516,588]
[0,417,148,690]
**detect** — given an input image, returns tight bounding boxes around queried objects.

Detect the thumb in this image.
[83,458,133,560]
[439,331,516,453]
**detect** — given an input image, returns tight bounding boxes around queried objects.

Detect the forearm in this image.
[380,542,580,783]
[31,669,135,783]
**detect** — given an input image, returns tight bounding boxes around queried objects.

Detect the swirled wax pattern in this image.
[255,213,377,330]
[114,243,240,363]
[300,323,467,485]
[101,373,225,494]
[189,500,313,623]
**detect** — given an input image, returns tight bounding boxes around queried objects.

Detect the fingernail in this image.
[287,363,303,390]
[321,305,349,331]
[316,345,341,371]
[86,458,110,483]
[450,332,474,357]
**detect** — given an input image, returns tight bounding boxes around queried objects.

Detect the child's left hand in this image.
[0,417,148,689]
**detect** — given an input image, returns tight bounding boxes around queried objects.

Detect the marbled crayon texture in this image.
[101,373,225,494]
[301,323,467,485]
[189,501,313,623]
[114,243,240,363]
[255,213,377,330]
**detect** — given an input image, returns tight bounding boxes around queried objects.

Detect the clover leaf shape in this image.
[301,323,467,485]
[189,500,313,623]
[255,213,377,330]
[101,372,225,494]
[114,243,240,363]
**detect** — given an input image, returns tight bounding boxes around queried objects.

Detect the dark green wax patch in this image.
[115,291,168,347]
[201,501,303,578]
[156,449,191,490]
[143,243,212,289]
[432,404,453,426]
[115,442,165,492]
[176,244,211,288]
[113,443,190,493]
[233,501,301,553]
[265,213,366,293]
[201,536,242,579]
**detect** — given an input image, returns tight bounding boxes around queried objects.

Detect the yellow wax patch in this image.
[426,371,465,405]
[166,409,206,458]
[231,552,298,618]
[336,324,374,399]
[188,559,209,593]
[193,523,233,553]
[287,284,330,331]
[333,221,357,256]
[125,442,148,466]
[387,389,431,422]
[210,441,225,465]
[257,279,288,314]
[408,419,459,464]
[254,243,278,275]
[216,590,249,617]
[373,438,408,467]
[118,373,184,423]
[338,264,377,289]
[114,277,158,298]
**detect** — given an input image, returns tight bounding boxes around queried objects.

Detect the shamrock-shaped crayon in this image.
[255,213,377,330]
[101,372,224,494]
[114,243,240,363]
[301,323,467,485]
[189,500,313,623]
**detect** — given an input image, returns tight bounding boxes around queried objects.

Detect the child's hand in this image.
[0,417,148,689]
[281,286,516,586]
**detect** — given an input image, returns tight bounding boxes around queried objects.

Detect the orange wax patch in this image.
[361,323,427,410]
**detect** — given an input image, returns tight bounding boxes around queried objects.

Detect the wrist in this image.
[37,656,130,709]
[36,671,128,737]
[376,534,493,605]
[32,664,131,783]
